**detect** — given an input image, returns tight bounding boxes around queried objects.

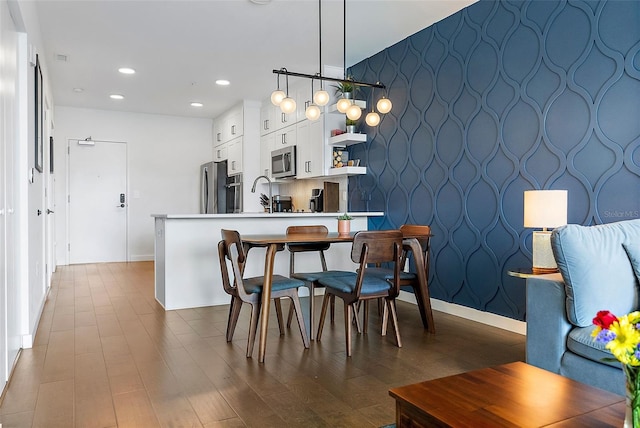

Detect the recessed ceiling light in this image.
[249,0,271,4]
[73,87,84,93]
[190,102,203,107]
[118,67,136,74]
[215,80,230,86]
[110,94,124,100]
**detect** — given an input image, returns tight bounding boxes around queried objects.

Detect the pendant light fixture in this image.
[365,87,381,126]
[377,96,392,114]
[311,0,330,108]
[270,0,391,125]
[278,69,296,114]
[270,72,285,106]
[305,77,321,121]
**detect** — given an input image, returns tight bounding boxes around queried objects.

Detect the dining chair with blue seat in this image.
[316,230,403,357]
[363,224,434,332]
[218,229,310,358]
[284,225,353,340]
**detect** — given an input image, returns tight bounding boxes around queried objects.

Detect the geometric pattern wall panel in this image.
[348,0,640,321]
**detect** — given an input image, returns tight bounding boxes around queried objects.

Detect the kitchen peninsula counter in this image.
[152,212,383,310]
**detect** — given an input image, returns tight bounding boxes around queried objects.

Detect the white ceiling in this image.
[36,0,476,120]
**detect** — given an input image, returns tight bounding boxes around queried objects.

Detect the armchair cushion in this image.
[551,220,640,327]
[566,326,620,369]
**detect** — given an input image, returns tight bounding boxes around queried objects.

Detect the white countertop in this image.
[151,212,383,219]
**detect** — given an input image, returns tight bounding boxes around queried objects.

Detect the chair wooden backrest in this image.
[351,230,403,296]
[286,225,330,272]
[400,224,431,278]
[219,229,251,299]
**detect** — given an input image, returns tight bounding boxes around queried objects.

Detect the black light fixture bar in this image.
[272,69,385,89]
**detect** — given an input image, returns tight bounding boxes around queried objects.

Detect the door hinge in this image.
[67,146,70,154]
[68,243,70,251]
[67,195,70,203]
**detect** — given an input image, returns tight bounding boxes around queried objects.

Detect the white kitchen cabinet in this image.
[296,118,325,178]
[274,123,296,148]
[213,104,243,145]
[260,132,275,179]
[260,103,275,136]
[227,137,243,175]
[214,143,228,161]
[227,108,243,139]
[213,121,224,147]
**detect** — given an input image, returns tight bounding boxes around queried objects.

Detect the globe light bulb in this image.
[336,98,351,113]
[377,97,392,114]
[365,111,380,126]
[346,103,362,120]
[271,90,285,106]
[313,89,330,106]
[280,96,296,114]
[305,104,321,121]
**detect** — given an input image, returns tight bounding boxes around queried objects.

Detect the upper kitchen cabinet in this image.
[213,104,245,146]
[296,118,328,178]
[227,137,243,175]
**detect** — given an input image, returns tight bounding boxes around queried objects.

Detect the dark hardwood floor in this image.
[0,262,525,427]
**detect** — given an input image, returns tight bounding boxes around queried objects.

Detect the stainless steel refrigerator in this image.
[200,161,242,214]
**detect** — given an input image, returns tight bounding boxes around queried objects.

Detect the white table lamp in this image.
[524,190,568,273]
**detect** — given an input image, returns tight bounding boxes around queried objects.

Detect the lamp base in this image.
[532,230,558,274]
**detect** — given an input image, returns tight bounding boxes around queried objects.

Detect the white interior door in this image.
[0,0,20,390]
[68,139,127,264]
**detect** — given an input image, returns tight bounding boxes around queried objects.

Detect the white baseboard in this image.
[397,291,526,335]
[130,255,154,262]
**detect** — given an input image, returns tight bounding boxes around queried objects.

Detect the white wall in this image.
[54,107,213,264]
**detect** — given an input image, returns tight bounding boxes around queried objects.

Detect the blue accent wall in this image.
[348,0,640,321]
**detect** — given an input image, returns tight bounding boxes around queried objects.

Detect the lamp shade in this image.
[271,89,285,106]
[280,96,296,114]
[313,89,330,106]
[365,111,380,126]
[305,104,321,121]
[376,97,392,114]
[523,190,568,228]
[346,103,362,120]
[336,98,351,113]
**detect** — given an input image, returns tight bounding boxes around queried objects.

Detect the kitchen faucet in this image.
[251,175,272,213]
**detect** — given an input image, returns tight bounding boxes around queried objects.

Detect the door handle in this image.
[117,204,125,208]
[46,209,54,214]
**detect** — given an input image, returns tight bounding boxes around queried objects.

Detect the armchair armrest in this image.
[526,273,572,374]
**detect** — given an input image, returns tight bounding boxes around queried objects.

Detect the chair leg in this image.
[363,300,369,334]
[330,295,335,323]
[247,302,261,358]
[286,301,295,328]
[226,296,243,342]
[308,283,316,341]
[381,299,389,336]
[289,294,310,348]
[344,302,353,357]
[316,293,331,341]
[274,298,285,336]
[387,299,402,348]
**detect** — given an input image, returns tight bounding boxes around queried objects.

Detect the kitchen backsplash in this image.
[277,177,348,213]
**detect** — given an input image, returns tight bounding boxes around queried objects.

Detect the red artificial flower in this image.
[593,310,618,329]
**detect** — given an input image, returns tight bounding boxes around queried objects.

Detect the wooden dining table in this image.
[241,230,434,363]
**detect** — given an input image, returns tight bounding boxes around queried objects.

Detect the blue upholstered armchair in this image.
[526,219,640,395]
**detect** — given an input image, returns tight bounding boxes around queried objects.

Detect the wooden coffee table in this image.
[389,361,625,427]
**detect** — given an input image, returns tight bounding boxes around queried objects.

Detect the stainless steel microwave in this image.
[271,145,296,178]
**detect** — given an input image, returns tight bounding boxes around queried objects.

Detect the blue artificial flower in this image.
[595,329,617,344]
